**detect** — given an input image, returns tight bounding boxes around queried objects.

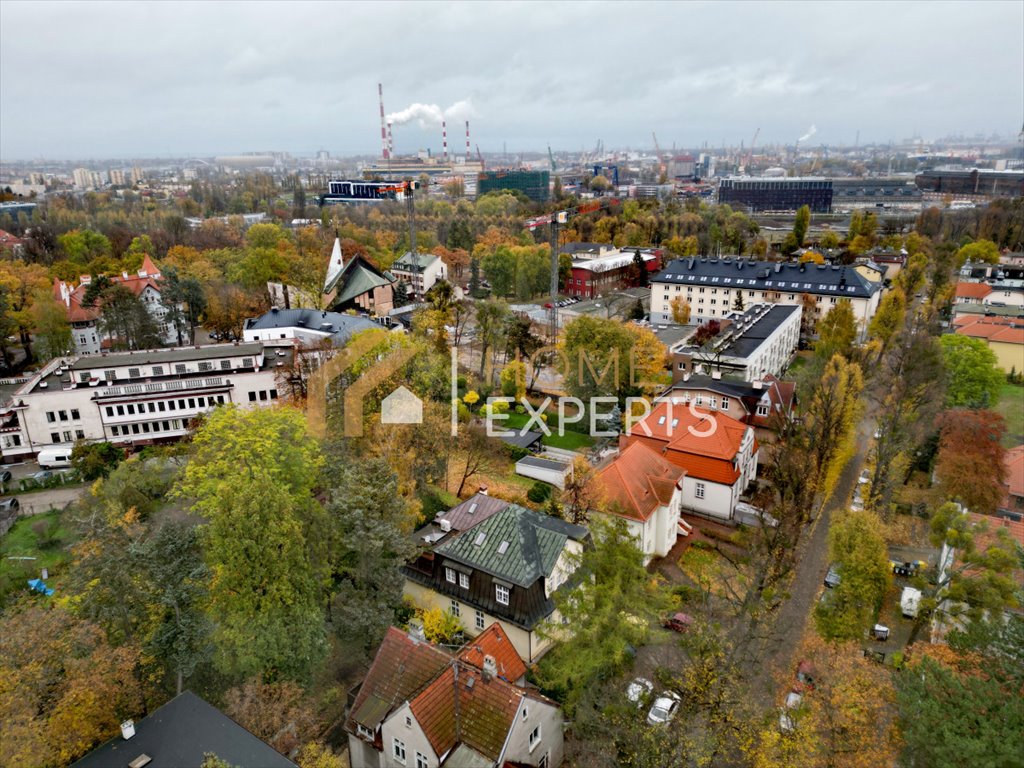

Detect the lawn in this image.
[0,511,75,598]
[995,382,1024,448]
[499,410,595,451]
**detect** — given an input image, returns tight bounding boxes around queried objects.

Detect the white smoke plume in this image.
[387,99,477,127]
[798,124,817,143]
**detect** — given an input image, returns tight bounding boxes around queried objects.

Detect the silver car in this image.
[646,691,681,725]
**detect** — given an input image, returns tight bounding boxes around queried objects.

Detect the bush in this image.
[527,481,553,504]
[71,441,123,481]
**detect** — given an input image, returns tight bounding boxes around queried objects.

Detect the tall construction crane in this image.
[651,132,667,180]
[524,197,621,338]
[742,127,760,173]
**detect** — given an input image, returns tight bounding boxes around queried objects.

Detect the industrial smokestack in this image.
[465,120,471,163]
[378,83,389,161]
[442,120,448,163]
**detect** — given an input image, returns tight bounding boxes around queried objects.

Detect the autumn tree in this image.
[0,605,146,767]
[939,334,1003,409]
[175,406,328,681]
[814,509,892,641]
[813,299,857,363]
[934,409,1008,514]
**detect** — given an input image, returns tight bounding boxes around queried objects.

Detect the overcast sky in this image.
[2,0,1022,160]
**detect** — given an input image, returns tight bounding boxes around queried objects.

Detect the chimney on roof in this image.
[482,654,497,681]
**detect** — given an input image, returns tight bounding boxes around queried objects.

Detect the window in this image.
[459,572,469,589]
[450,599,460,617]
[416,752,429,768]
[695,482,706,499]
[393,738,406,763]
[356,723,373,740]
[756,403,770,417]
[445,567,456,584]
[529,725,541,752]
[495,584,510,605]
[475,610,485,630]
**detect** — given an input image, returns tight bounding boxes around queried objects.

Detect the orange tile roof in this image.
[597,441,685,522]
[956,282,993,300]
[410,662,522,762]
[1003,445,1024,509]
[457,623,527,683]
[623,402,752,485]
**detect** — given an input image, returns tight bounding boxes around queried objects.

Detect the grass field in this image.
[500,411,595,451]
[995,382,1024,448]
[0,511,74,596]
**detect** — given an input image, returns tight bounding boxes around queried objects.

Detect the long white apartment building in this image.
[0,341,289,461]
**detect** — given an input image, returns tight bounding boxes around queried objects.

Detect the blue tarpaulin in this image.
[27,578,54,596]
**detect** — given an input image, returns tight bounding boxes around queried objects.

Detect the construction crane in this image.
[524,197,621,338]
[742,127,760,173]
[651,132,667,180]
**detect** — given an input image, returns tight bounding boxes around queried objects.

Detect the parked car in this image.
[626,677,653,707]
[824,563,841,589]
[663,612,693,633]
[778,691,803,733]
[0,497,19,513]
[646,691,681,726]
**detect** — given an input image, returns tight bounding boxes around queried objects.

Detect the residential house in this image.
[670,303,801,383]
[390,251,447,300]
[1000,445,1024,518]
[53,255,176,354]
[656,374,796,442]
[650,257,882,335]
[620,401,758,522]
[953,315,1024,372]
[324,237,396,317]
[72,691,296,768]
[404,503,589,663]
[347,625,563,768]
[596,441,686,564]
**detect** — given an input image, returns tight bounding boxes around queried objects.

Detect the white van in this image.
[37,447,73,469]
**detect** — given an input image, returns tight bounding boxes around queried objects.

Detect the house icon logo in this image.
[381,385,423,425]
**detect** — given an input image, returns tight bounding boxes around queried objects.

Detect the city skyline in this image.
[1,0,1022,161]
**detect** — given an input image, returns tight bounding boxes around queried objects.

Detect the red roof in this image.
[457,623,527,683]
[597,441,685,522]
[622,402,753,485]
[1003,445,1024,511]
[955,282,993,300]
[410,662,523,762]
[955,315,1024,346]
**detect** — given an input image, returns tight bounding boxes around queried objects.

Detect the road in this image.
[751,414,875,700]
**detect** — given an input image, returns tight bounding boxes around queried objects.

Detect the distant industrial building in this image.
[717,177,833,212]
[915,168,1024,199]
[478,169,550,202]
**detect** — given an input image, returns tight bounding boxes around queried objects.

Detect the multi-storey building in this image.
[670,303,801,382]
[0,341,286,462]
[650,257,882,335]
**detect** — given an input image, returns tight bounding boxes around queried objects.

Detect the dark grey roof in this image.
[516,456,570,472]
[652,257,881,299]
[499,429,543,450]
[69,342,264,370]
[71,691,296,768]
[436,504,588,588]
[682,303,799,360]
[244,308,378,343]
